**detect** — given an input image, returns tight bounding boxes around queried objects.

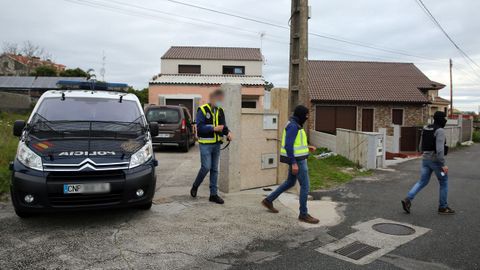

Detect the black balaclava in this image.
[293,105,309,126]
[433,111,447,128]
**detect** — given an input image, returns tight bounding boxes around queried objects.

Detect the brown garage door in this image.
[166,99,193,116]
[316,106,356,134]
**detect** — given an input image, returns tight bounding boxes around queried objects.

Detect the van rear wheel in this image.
[181,140,190,152]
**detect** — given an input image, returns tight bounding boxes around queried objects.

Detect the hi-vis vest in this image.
[197,104,224,144]
[280,121,309,162]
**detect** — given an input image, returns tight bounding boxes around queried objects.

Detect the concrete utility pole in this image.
[449,59,453,117]
[288,0,309,114]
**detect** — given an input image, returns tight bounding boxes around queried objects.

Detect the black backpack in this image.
[420,125,449,155]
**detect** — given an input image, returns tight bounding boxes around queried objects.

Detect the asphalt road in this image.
[228,144,480,270]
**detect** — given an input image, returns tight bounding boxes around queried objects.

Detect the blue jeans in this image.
[266,159,310,216]
[193,143,221,196]
[407,159,449,208]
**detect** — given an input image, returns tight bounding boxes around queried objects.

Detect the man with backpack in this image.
[402,111,455,215]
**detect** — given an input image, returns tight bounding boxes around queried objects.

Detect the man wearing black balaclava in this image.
[402,111,455,215]
[261,105,320,224]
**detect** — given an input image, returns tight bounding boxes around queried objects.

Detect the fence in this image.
[309,130,337,152]
[310,129,385,169]
[444,126,461,148]
[0,92,31,112]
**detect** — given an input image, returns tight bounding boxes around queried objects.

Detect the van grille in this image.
[47,170,125,182]
[43,158,129,172]
[49,193,123,207]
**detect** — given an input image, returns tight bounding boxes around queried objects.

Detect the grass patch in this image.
[0,111,29,196]
[308,149,372,191]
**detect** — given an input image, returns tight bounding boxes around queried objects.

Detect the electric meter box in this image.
[263,114,278,130]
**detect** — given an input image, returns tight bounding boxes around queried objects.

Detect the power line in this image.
[414,0,480,70]
[67,0,439,64]
[64,0,480,87]
[162,0,439,61]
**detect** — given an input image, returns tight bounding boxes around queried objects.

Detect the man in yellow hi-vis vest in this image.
[190,89,233,204]
[261,105,319,224]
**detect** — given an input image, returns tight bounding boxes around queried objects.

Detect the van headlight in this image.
[17,142,43,171]
[129,141,153,169]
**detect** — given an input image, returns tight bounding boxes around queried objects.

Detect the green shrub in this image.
[473,130,480,143]
[0,111,29,195]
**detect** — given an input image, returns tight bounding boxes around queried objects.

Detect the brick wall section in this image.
[310,102,427,135]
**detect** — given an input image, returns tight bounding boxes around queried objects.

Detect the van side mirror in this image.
[149,122,159,137]
[13,120,26,137]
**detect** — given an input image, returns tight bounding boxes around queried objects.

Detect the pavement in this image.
[0,144,340,270]
[228,144,480,270]
[1,143,479,269]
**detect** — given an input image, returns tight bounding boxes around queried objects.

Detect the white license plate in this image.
[156,133,171,138]
[63,183,110,194]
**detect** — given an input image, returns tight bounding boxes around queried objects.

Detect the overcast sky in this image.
[1,0,479,112]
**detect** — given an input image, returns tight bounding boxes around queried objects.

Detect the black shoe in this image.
[190,186,198,198]
[209,195,224,204]
[401,198,412,214]
[438,207,455,215]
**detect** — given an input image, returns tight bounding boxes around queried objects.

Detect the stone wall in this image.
[358,104,426,135]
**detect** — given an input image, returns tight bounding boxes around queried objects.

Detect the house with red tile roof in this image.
[0,53,66,76]
[307,60,447,139]
[149,46,265,116]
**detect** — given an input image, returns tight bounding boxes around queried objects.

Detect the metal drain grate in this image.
[334,241,380,260]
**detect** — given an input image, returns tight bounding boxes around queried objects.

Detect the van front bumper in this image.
[10,162,157,213]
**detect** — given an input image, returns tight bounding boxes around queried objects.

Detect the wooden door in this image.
[400,127,421,152]
[362,109,374,132]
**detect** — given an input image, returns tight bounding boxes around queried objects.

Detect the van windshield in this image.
[146,108,180,124]
[29,97,145,139]
[36,97,142,122]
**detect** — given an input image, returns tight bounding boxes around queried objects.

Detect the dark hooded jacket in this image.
[281,105,309,164]
[422,111,447,166]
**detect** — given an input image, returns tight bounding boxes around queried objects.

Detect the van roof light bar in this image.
[57,80,129,92]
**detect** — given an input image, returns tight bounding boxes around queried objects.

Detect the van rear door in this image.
[146,107,181,139]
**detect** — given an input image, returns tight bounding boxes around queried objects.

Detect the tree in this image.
[31,65,58,77]
[60,68,88,78]
[2,42,19,55]
[86,68,96,80]
[128,87,149,105]
[21,40,45,59]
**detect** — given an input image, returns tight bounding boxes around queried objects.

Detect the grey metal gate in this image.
[462,119,473,142]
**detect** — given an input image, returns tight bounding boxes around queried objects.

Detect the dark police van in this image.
[10,81,159,217]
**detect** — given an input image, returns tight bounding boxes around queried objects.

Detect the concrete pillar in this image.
[219,83,242,193]
[270,88,290,185]
[392,125,401,153]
